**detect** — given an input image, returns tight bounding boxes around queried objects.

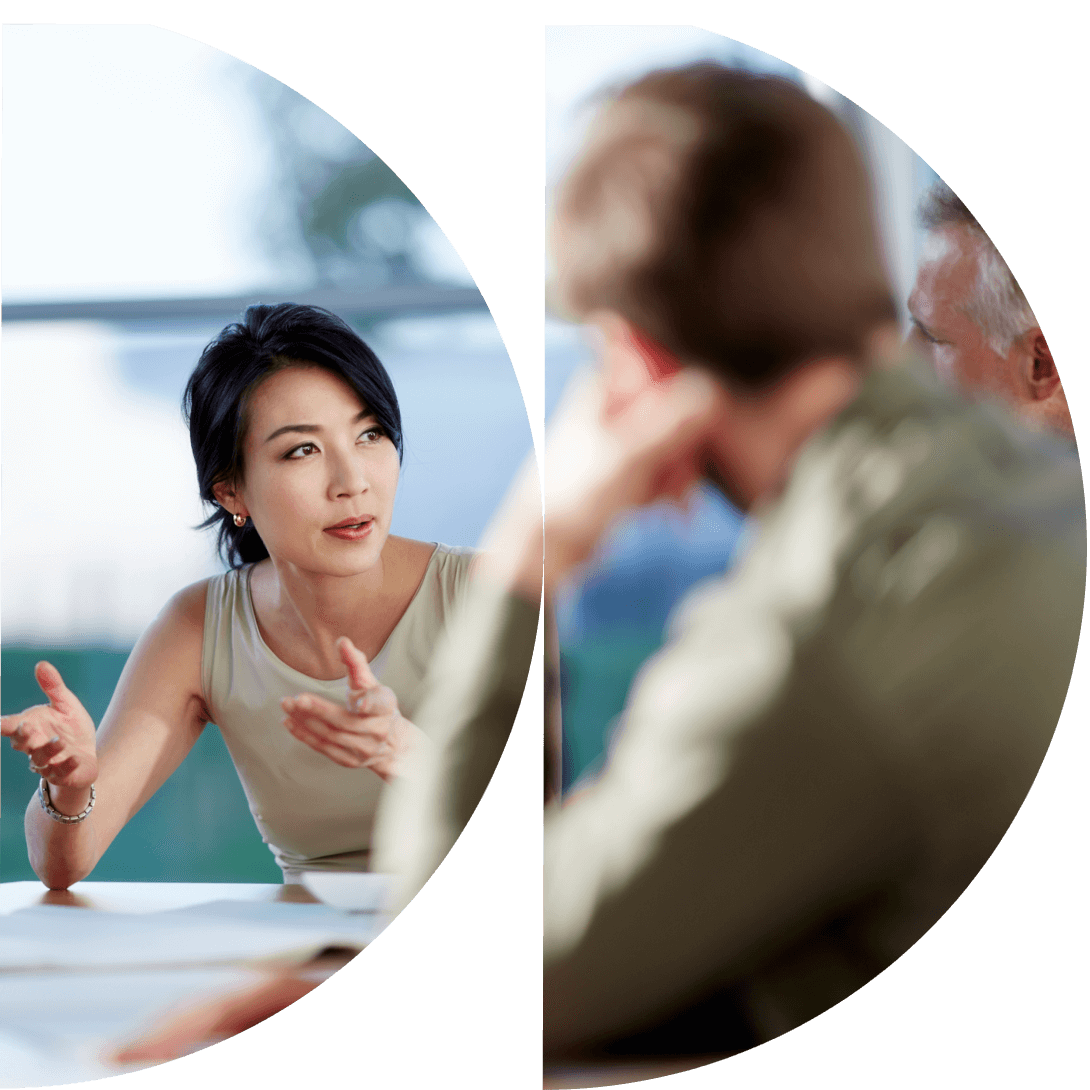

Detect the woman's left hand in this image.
[280,637,428,783]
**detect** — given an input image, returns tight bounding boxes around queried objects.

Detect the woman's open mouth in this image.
[324,516,376,541]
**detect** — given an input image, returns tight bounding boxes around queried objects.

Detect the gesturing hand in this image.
[280,637,428,783]
[0,662,98,793]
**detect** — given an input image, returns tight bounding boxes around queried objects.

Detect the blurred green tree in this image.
[240,72,457,290]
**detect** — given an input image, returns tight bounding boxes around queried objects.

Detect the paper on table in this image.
[0,898,389,971]
[0,1025,95,1089]
[0,965,261,1088]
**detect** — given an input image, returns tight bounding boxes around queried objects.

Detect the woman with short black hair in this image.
[2,302,474,887]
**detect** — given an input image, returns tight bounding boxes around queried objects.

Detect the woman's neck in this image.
[250,537,432,677]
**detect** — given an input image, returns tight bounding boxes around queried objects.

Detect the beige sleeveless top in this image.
[201,544,475,880]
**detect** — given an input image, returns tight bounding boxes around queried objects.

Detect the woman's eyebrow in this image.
[264,411,375,444]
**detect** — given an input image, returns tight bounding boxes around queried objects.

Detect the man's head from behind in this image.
[551,65,897,391]
[549,65,898,508]
[908,182,1071,438]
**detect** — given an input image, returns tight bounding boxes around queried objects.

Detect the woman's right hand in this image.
[0,662,98,795]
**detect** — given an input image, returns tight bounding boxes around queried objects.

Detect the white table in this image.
[0,880,369,1087]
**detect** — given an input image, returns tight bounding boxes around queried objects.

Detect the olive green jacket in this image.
[379,364,1085,1056]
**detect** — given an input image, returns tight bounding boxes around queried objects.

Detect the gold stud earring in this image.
[233,513,247,528]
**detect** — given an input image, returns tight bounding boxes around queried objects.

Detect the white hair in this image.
[919,182,1038,355]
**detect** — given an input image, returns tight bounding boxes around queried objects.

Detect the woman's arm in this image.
[7,581,211,889]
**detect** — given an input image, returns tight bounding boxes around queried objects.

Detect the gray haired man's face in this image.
[908,226,1018,397]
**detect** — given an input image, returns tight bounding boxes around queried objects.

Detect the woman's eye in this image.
[285,443,319,459]
[358,427,386,444]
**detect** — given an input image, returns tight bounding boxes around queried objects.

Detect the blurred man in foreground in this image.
[909,180,1073,438]
[536,68,1085,1058]
[383,64,1084,1062]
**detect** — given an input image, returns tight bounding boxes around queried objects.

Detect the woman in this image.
[0,303,474,886]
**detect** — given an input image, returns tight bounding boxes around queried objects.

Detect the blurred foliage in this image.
[238,69,437,289]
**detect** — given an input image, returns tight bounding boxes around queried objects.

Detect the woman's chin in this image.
[318,534,388,574]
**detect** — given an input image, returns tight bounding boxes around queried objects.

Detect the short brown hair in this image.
[551,64,896,387]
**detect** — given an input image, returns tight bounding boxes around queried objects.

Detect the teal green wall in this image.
[1,647,281,883]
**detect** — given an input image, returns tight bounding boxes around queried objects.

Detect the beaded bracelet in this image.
[38,779,96,824]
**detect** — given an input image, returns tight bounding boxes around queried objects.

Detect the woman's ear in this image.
[212,481,238,510]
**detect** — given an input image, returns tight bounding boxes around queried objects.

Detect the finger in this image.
[3,717,50,753]
[1,712,45,740]
[282,694,375,735]
[28,736,65,765]
[40,754,80,782]
[284,718,369,768]
[291,711,390,755]
[336,637,377,692]
[34,661,73,714]
[348,685,398,718]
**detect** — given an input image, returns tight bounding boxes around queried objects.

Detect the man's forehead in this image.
[916,225,982,299]
[918,229,955,265]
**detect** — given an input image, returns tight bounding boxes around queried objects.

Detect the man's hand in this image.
[281,638,427,783]
[545,366,723,589]
[112,974,318,1063]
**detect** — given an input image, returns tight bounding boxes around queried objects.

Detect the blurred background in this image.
[1,25,532,882]
[545,27,941,792]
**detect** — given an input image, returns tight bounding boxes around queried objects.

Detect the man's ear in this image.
[1025,330,1061,401]
[597,313,686,423]
[628,326,683,383]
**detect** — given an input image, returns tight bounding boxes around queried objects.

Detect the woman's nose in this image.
[329,449,370,497]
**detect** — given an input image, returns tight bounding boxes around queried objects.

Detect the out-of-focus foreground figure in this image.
[536,66,1085,1061]
[378,63,1084,1068]
[909,180,1073,438]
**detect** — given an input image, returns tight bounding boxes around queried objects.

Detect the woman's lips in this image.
[323,517,375,541]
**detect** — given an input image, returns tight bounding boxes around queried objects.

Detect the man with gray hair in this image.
[908,181,1072,437]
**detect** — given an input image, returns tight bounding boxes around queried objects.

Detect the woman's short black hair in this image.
[183,302,403,568]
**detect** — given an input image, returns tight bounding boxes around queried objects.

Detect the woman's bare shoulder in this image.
[152,578,215,638]
[387,536,440,566]
[381,536,438,587]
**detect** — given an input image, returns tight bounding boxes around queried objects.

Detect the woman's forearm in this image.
[24,786,101,889]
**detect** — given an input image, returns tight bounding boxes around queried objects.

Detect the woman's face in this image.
[220,365,401,577]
